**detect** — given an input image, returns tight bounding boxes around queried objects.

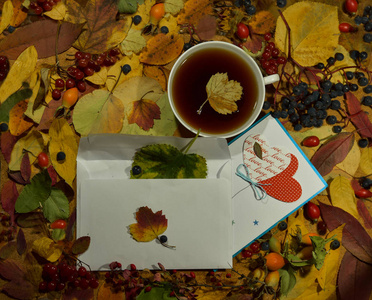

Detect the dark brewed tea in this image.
[171,47,259,135]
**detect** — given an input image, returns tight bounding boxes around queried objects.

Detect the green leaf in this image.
[43,188,69,223]
[0,88,32,123]
[136,286,173,300]
[278,266,296,296]
[15,169,52,213]
[285,253,312,267]
[310,235,335,270]
[51,229,66,241]
[117,0,137,13]
[131,144,207,179]
[72,236,91,255]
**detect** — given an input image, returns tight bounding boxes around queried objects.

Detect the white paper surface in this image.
[77,135,232,270]
[229,115,327,256]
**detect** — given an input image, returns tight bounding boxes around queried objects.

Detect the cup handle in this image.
[263,74,280,85]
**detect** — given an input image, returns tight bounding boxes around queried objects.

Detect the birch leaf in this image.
[275,2,339,66]
[199,72,243,115]
[49,118,78,187]
[0,46,37,104]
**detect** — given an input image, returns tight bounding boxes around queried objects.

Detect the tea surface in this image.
[172,47,259,135]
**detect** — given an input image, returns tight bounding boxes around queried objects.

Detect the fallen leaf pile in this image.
[0,0,371,299]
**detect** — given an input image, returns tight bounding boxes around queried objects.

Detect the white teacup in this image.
[168,41,279,138]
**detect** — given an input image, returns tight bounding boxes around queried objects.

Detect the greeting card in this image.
[229,114,327,256]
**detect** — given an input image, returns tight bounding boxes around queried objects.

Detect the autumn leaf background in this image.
[0,0,372,299]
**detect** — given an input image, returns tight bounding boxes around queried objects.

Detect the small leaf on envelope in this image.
[198,72,242,115]
[129,206,167,242]
[253,142,262,159]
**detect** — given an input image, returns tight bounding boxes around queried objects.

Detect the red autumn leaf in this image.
[127,99,161,131]
[16,228,27,255]
[47,165,59,186]
[0,19,83,60]
[1,180,18,225]
[241,34,264,54]
[338,251,372,300]
[0,131,17,163]
[196,15,217,40]
[357,199,372,230]
[345,92,372,138]
[310,132,354,176]
[20,152,31,183]
[319,201,372,264]
[129,206,168,242]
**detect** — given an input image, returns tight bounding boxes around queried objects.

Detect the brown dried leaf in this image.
[17,228,27,255]
[319,201,372,264]
[16,213,45,228]
[72,236,91,255]
[2,280,35,300]
[241,34,264,54]
[177,0,213,25]
[139,33,184,65]
[20,152,31,184]
[0,19,83,59]
[1,131,17,163]
[1,180,18,225]
[0,241,17,259]
[196,14,217,40]
[310,132,354,176]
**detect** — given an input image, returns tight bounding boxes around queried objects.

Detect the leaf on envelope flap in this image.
[129,206,167,242]
[253,142,262,160]
[131,143,207,179]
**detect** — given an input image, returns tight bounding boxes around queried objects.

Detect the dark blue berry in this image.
[278,221,287,231]
[160,26,169,34]
[335,52,344,61]
[293,85,302,95]
[133,15,142,25]
[365,22,372,32]
[297,103,306,110]
[245,4,256,15]
[327,57,335,65]
[363,33,372,43]
[121,64,131,75]
[183,43,192,51]
[349,50,360,60]
[234,0,244,7]
[333,125,342,133]
[363,85,372,94]
[56,151,66,161]
[294,123,302,131]
[272,110,281,118]
[354,15,363,25]
[289,114,299,123]
[342,85,350,93]
[330,90,338,98]
[358,77,369,87]
[277,0,287,8]
[362,96,372,106]
[358,139,369,148]
[350,83,358,91]
[7,26,15,33]
[326,115,337,125]
[322,80,332,91]
[355,72,365,79]
[360,177,372,189]
[330,239,340,250]
[280,110,288,118]
[361,16,369,24]
[316,109,327,119]
[0,123,8,132]
[159,235,168,243]
[314,101,324,110]
[132,165,142,175]
[334,82,343,91]
[261,241,270,251]
[262,101,271,110]
[330,100,341,110]
[360,51,368,60]
[315,62,324,69]
[308,107,316,117]
[346,71,354,80]
[314,119,323,128]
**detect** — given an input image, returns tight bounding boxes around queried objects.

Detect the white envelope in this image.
[76,135,232,270]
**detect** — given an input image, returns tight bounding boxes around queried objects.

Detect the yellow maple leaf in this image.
[198,72,242,115]
[329,176,358,219]
[0,46,37,104]
[0,0,14,34]
[49,118,78,187]
[275,1,339,66]
[32,237,62,262]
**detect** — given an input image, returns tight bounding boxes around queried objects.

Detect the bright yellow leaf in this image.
[9,0,27,27]
[49,118,78,187]
[43,1,67,20]
[85,67,108,86]
[360,146,372,175]
[9,129,44,171]
[0,46,38,104]
[0,0,14,34]
[159,15,179,34]
[275,2,339,66]
[329,176,358,219]
[131,0,156,31]
[32,237,62,262]
[24,70,45,124]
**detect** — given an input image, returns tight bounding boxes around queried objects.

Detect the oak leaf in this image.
[49,118,78,187]
[275,2,339,66]
[198,72,242,115]
[139,33,184,65]
[127,98,161,131]
[176,0,213,25]
[129,206,168,242]
[9,100,34,136]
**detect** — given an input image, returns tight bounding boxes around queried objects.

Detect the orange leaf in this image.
[143,65,169,91]
[129,206,167,242]
[127,98,161,131]
[139,33,184,65]
[10,0,27,27]
[249,10,275,35]
[9,100,33,136]
[176,0,213,25]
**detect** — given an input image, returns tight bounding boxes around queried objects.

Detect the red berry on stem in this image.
[317,220,327,235]
[250,241,261,253]
[236,22,249,40]
[355,188,372,198]
[190,271,196,278]
[75,70,85,80]
[130,263,136,271]
[34,6,43,14]
[77,58,88,68]
[75,51,84,60]
[78,266,87,277]
[66,78,76,89]
[306,202,320,221]
[242,249,253,258]
[55,78,65,89]
[39,281,48,292]
[264,32,272,41]
[77,81,86,92]
[145,286,152,292]
[52,88,62,100]
[84,67,94,76]
[43,2,52,11]
[0,71,7,81]
[89,278,99,289]
[302,136,320,147]
[345,0,358,14]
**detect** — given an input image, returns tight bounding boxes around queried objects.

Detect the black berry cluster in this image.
[234,0,256,15]
[353,5,372,43]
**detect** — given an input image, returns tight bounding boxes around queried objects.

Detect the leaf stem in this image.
[182,129,201,154]
[197,99,209,115]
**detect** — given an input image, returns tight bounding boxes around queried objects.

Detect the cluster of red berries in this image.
[241,240,262,258]
[29,0,61,15]
[39,262,99,293]
[0,55,10,81]
[259,33,287,75]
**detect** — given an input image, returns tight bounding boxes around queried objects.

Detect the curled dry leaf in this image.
[198,72,243,115]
